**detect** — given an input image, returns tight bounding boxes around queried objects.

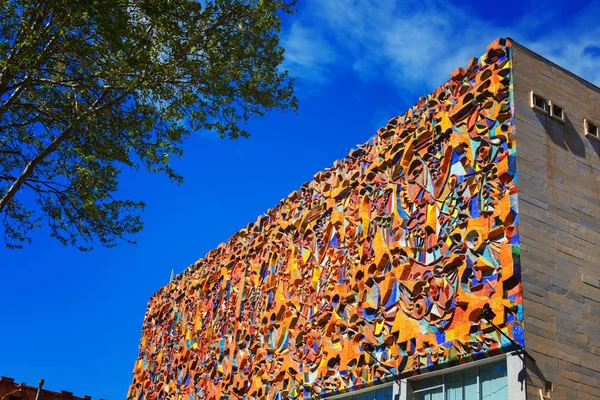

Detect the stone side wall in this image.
[512,43,600,400]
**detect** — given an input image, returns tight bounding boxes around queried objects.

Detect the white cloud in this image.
[281,0,600,90]
[518,4,600,86]
[281,23,337,83]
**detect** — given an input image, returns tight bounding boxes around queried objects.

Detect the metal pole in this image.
[480,303,535,362]
[35,379,44,400]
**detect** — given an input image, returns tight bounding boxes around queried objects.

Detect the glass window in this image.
[446,365,478,400]
[585,119,599,138]
[551,104,564,120]
[413,386,444,400]
[409,360,507,400]
[346,385,393,400]
[413,376,443,392]
[534,95,546,110]
[531,92,547,112]
[480,362,508,400]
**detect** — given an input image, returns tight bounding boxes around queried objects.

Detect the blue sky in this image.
[1,1,599,399]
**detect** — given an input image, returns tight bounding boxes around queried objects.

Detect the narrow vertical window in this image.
[549,101,565,122]
[584,119,599,140]
[446,366,478,400]
[480,362,508,400]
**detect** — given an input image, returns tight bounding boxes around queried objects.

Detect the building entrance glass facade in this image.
[412,361,507,400]
[341,386,394,400]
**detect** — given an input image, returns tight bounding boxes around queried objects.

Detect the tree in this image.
[0,0,297,250]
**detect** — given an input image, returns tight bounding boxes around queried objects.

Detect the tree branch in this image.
[0,91,123,213]
[0,6,51,96]
[0,74,31,117]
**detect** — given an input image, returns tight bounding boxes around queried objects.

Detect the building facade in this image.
[128,38,600,400]
[0,377,95,400]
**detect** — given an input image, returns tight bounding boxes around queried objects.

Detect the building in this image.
[128,38,600,400]
[0,377,94,400]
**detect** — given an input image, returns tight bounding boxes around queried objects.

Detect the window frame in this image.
[530,91,548,113]
[548,101,565,122]
[584,118,600,142]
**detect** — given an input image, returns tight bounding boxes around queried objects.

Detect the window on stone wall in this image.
[585,118,599,140]
[410,360,508,400]
[530,91,548,113]
[549,101,565,122]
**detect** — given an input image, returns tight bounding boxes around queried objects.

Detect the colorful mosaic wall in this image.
[129,38,523,400]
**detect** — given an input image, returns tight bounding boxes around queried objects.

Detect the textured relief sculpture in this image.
[128,38,523,400]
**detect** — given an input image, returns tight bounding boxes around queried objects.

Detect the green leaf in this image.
[0,0,297,250]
